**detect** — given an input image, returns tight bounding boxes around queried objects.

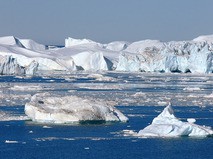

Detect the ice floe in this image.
[137,103,213,137]
[25,92,128,124]
[0,110,29,121]
[5,140,19,144]
[87,74,116,81]
[10,85,43,91]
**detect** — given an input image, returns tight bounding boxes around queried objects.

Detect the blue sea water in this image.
[0,106,212,159]
[0,73,213,159]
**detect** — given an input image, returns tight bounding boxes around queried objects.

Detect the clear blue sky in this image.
[0,0,213,45]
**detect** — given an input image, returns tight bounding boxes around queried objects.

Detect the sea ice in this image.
[0,110,29,121]
[87,73,116,81]
[137,103,213,137]
[5,140,19,144]
[9,85,43,91]
[25,92,128,124]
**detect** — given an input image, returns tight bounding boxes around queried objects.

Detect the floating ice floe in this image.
[87,73,116,81]
[137,103,213,137]
[183,87,202,91]
[0,111,29,121]
[204,93,213,98]
[25,92,128,124]
[10,85,43,91]
[5,140,19,144]
[132,92,146,97]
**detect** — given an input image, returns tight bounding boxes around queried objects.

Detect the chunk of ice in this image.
[25,92,128,124]
[138,103,213,137]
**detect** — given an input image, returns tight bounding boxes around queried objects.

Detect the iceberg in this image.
[0,55,38,75]
[0,35,213,74]
[25,93,128,124]
[137,103,213,137]
[0,55,25,75]
[65,37,96,47]
[117,40,213,73]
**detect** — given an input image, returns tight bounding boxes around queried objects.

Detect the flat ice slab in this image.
[25,93,128,124]
[138,104,213,137]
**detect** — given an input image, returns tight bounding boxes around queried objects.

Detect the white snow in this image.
[0,36,24,47]
[19,39,46,51]
[137,103,213,137]
[104,41,129,51]
[65,37,96,47]
[124,40,164,54]
[25,92,128,124]
[193,34,213,44]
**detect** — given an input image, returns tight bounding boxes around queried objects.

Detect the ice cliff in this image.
[116,40,213,73]
[25,93,128,124]
[137,103,213,137]
[0,55,38,75]
[0,35,213,74]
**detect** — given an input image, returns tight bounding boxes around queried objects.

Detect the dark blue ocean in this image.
[0,106,212,159]
[0,73,213,159]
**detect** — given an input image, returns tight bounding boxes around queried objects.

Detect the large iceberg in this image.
[25,93,128,124]
[0,36,70,72]
[138,104,213,137]
[0,34,213,74]
[117,40,213,73]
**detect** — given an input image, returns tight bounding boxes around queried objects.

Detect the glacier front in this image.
[137,103,213,137]
[25,93,128,124]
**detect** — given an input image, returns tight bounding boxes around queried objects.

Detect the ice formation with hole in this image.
[137,103,213,137]
[25,93,128,124]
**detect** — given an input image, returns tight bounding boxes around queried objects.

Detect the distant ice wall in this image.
[117,41,213,73]
[1,35,213,73]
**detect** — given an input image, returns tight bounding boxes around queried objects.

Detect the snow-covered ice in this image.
[137,103,213,137]
[25,92,128,124]
[0,34,213,74]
